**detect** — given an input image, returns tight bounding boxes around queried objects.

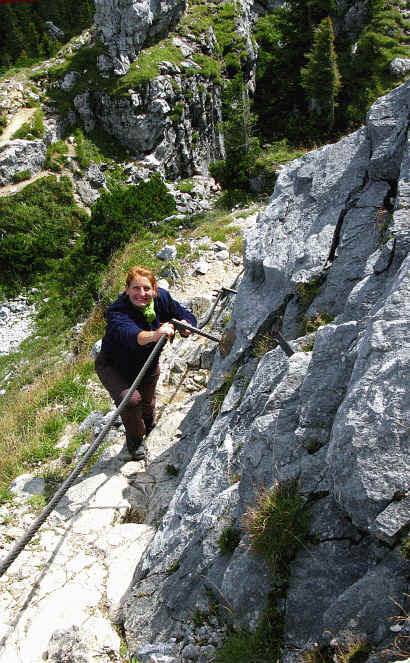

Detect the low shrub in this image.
[0,175,86,295]
[300,311,335,336]
[83,174,176,263]
[251,331,276,358]
[12,169,32,183]
[170,101,184,123]
[303,635,372,663]
[45,140,68,171]
[166,464,179,477]
[300,340,315,353]
[295,278,323,308]
[251,140,307,193]
[400,526,410,560]
[178,179,194,194]
[214,593,284,663]
[74,127,128,169]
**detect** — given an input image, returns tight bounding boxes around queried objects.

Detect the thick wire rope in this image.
[0,334,167,578]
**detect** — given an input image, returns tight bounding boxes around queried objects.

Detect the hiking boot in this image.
[125,435,145,461]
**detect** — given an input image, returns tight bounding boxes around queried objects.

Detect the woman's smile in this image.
[125,276,155,308]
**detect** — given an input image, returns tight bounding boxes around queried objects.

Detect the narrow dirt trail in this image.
[0,169,55,196]
[0,108,36,143]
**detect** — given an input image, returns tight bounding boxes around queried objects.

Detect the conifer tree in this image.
[27,21,42,58]
[301,16,341,130]
[254,0,338,140]
[210,73,261,191]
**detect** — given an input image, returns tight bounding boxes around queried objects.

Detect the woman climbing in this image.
[95,265,196,460]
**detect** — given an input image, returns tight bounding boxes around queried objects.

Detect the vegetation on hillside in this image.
[0,0,94,71]
[0,195,248,501]
[0,176,87,297]
[254,0,409,143]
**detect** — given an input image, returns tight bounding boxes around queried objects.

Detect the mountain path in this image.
[0,208,260,663]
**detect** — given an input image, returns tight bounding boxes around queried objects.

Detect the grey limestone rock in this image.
[0,139,46,185]
[94,0,187,75]
[73,91,95,132]
[46,620,120,663]
[90,75,224,178]
[10,474,45,497]
[390,57,410,77]
[60,70,80,92]
[45,21,65,41]
[157,245,177,261]
[75,161,107,204]
[327,252,410,533]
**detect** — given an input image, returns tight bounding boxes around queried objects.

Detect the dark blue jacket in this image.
[100,287,197,380]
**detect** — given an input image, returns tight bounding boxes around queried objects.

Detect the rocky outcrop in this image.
[92,73,224,178]
[0,140,47,186]
[120,81,410,660]
[94,0,187,75]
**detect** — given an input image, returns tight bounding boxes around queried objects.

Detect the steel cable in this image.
[0,334,167,578]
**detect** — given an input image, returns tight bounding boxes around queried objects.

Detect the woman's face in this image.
[126,276,155,308]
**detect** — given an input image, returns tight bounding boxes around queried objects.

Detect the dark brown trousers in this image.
[95,351,160,439]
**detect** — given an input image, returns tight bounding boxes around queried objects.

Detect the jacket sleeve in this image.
[105,310,143,350]
[160,289,197,327]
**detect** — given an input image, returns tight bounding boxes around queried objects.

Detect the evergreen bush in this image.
[39,174,176,323]
[0,0,94,72]
[0,176,85,294]
[210,73,261,192]
[301,16,341,130]
[84,175,176,263]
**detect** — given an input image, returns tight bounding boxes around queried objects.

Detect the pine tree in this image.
[27,21,42,58]
[301,16,341,130]
[254,0,338,141]
[210,73,261,191]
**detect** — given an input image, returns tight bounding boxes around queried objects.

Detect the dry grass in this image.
[303,634,372,663]
[0,357,110,501]
[382,596,410,661]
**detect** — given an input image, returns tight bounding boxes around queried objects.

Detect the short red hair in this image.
[125,265,157,293]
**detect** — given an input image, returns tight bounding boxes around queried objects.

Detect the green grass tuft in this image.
[210,370,237,418]
[242,480,310,576]
[217,525,241,555]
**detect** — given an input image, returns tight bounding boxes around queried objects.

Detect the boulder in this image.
[390,57,410,77]
[10,474,45,497]
[0,139,46,186]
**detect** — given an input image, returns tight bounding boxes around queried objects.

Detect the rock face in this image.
[120,81,410,660]
[91,73,224,178]
[94,0,187,75]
